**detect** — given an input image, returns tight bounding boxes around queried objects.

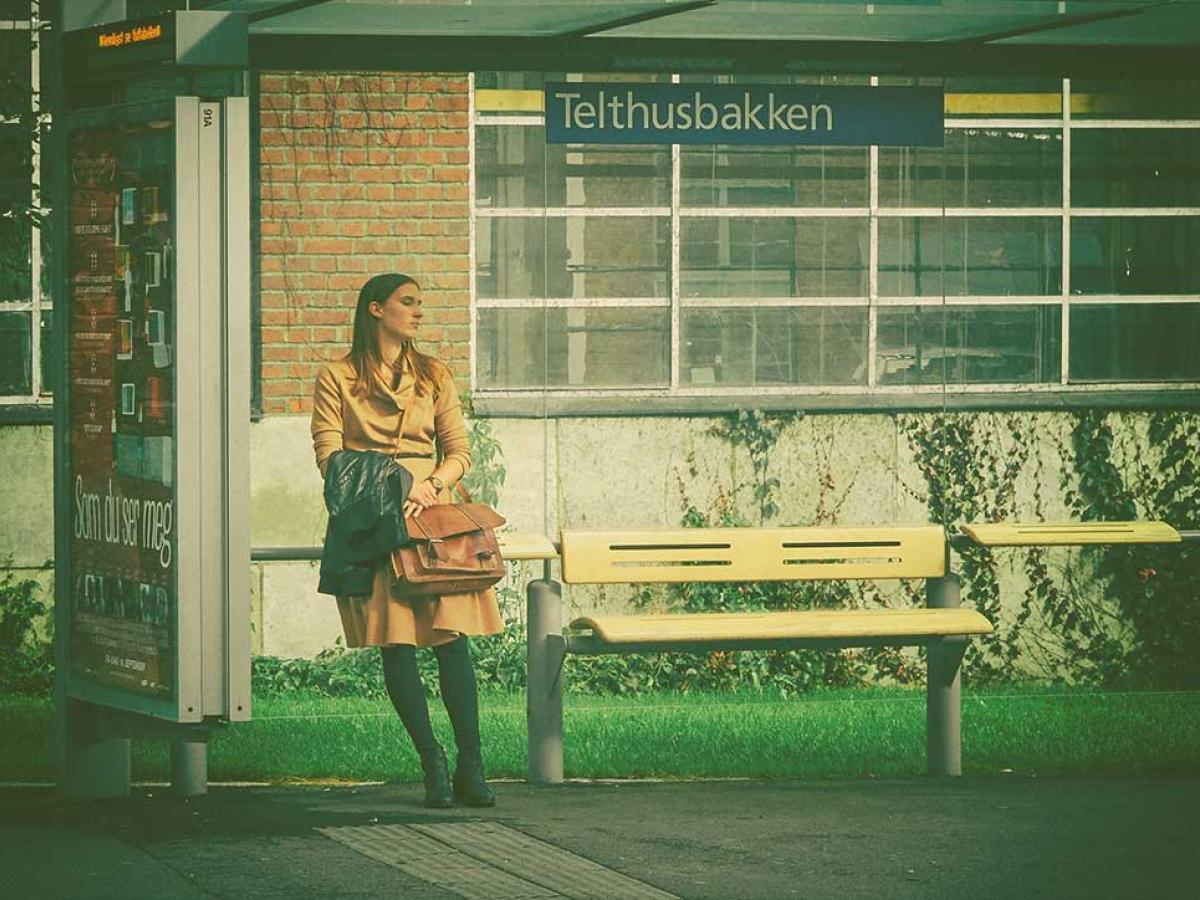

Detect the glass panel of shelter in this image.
[473,73,1200,395]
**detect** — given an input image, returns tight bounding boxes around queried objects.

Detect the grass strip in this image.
[2,687,1198,783]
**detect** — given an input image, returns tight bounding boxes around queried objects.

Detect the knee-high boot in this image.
[380,645,453,808]
[434,637,495,807]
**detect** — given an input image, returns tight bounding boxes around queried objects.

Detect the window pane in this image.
[477,307,669,388]
[476,216,670,299]
[0,310,31,394]
[1072,130,1200,207]
[0,208,30,301]
[877,305,1061,385]
[1071,217,1200,295]
[878,129,1062,208]
[1069,303,1200,382]
[0,125,30,198]
[680,145,867,207]
[681,306,867,386]
[476,125,669,207]
[0,123,31,302]
[0,29,31,117]
[878,217,1061,297]
[1071,80,1200,120]
[680,217,867,298]
[39,306,50,395]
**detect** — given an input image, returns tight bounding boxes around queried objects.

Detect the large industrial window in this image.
[0,1,46,405]
[472,73,1200,400]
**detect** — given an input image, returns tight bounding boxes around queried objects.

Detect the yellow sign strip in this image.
[476,89,545,113]
[477,89,1072,117]
[944,92,1061,115]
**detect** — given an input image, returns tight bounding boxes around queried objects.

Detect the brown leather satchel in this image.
[391,486,506,597]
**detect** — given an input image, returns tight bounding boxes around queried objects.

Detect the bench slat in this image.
[569,608,993,645]
[497,532,558,561]
[560,526,945,584]
[962,521,1181,547]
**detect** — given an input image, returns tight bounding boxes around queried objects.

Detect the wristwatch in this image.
[426,474,445,492]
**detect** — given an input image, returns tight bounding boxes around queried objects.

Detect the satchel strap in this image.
[454,480,472,504]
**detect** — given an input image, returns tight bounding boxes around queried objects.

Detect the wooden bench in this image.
[524,525,993,784]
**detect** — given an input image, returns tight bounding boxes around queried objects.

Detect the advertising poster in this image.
[68,116,176,699]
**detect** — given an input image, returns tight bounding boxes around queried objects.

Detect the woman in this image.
[311,272,502,808]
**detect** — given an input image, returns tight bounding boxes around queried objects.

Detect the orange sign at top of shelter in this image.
[97,23,163,50]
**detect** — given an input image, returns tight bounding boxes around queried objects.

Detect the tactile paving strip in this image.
[319,821,677,900]
[318,823,557,899]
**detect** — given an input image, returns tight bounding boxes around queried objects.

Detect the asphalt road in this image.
[2,774,1197,899]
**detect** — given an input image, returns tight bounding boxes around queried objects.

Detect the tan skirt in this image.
[335,457,504,648]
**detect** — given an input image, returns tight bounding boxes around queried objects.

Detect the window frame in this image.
[0,5,46,411]
[469,74,1200,412]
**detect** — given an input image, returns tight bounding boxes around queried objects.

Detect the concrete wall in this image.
[0,425,56,635]
[243,410,1087,659]
[0,425,55,570]
[4,410,1191,665]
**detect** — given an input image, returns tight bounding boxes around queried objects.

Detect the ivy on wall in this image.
[899,412,1032,680]
[902,409,1200,688]
[657,410,923,693]
[1067,411,1200,687]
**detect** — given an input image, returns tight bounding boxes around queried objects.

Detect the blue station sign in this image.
[545,83,944,147]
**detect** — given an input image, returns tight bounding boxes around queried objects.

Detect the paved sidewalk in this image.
[2,774,1197,899]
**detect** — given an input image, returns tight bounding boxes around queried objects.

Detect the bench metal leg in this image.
[527,578,564,785]
[926,573,964,777]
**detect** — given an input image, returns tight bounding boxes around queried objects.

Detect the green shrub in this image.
[0,561,53,696]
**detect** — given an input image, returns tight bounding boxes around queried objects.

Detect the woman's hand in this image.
[403,478,441,519]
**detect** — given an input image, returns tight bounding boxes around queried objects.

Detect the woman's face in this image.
[370,283,423,343]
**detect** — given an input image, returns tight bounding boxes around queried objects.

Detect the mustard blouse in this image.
[311,354,470,478]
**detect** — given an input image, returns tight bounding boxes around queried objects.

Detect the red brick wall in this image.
[258,73,471,414]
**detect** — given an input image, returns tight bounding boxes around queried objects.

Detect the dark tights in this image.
[380,637,481,762]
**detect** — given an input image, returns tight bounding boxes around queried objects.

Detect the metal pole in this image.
[926,572,963,777]
[526,578,564,785]
[171,739,208,798]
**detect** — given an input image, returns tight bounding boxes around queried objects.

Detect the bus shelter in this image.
[51,0,1200,799]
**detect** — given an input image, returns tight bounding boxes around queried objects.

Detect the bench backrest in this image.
[560,526,945,584]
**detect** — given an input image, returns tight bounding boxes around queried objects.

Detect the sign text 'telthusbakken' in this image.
[544,83,943,147]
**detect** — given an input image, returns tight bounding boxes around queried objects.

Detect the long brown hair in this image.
[348,273,443,399]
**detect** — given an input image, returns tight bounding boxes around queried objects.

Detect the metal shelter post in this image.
[926,564,964,778]
[526,578,565,785]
